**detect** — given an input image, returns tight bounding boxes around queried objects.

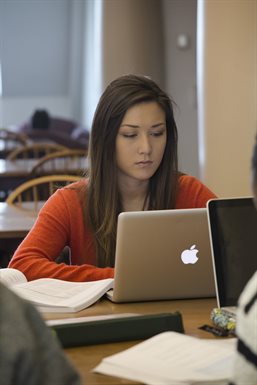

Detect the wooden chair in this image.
[7,142,68,160]
[0,128,27,150]
[6,174,82,210]
[29,149,88,177]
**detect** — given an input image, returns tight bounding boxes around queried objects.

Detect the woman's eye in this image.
[151,131,165,137]
[122,133,137,138]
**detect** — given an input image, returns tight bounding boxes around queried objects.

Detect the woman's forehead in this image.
[121,102,165,124]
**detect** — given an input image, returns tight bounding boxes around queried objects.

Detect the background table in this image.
[0,201,41,238]
[0,157,87,201]
[0,137,60,159]
[0,158,38,200]
[0,202,41,266]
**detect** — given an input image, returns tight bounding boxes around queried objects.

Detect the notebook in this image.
[107,208,215,303]
[207,197,257,316]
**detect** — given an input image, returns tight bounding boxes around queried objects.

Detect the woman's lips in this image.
[135,160,153,167]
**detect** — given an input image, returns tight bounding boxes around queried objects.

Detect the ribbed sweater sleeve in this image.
[9,182,114,282]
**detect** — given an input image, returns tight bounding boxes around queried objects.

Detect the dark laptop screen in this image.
[208,197,257,307]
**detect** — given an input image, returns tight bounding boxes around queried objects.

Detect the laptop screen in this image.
[208,197,257,307]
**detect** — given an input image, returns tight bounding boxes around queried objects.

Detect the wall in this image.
[162,0,199,178]
[0,0,75,126]
[101,0,164,89]
[198,0,257,197]
[100,0,198,177]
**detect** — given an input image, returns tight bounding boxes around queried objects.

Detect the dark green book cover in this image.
[50,312,184,348]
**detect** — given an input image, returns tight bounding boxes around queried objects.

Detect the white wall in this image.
[198,0,257,197]
[1,97,72,129]
[0,0,75,126]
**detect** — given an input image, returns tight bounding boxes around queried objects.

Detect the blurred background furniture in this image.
[0,148,87,201]
[0,158,42,201]
[29,149,88,177]
[16,110,90,151]
[6,174,81,210]
[0,201,40,267]
[7,142,68,160]
[0,128,28,158]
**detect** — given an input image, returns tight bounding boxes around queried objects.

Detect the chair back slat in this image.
[0,128,27,151]
[30,149,88,176]
[7,142,67,160]
[6,175,82,210]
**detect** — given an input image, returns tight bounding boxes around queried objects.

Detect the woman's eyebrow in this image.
[120,122,165,128]
[120,124,139,128]
[151,123,166,128]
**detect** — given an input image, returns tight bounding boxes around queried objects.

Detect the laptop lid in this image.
[207,197,257,308]
[109,208,215,303]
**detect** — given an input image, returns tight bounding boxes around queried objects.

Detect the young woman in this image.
[9,74,216,282]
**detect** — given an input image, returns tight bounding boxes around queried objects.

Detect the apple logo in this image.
[181,244,199,264]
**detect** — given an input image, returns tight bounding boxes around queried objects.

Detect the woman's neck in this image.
[122,195,149,212]
[119,178,149,212]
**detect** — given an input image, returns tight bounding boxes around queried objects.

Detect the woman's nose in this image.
[138,135,152,154]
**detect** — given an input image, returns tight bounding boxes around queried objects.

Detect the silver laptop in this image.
[207,197,257,316]
[107,208,215,303]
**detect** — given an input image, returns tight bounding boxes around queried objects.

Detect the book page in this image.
[94,331,236,385]
[0,268,27,287]
[11,277,114,312]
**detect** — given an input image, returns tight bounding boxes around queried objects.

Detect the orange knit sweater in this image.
[9,175,216,282]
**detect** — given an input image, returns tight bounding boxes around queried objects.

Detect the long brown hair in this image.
[86,74,179,267]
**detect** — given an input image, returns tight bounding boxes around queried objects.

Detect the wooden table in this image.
[0,139,19,158]
[44,297,217,385]
[0,158,40,201]
[0,157,87,177]
[0,137,59,158]
[0,157,87,201]
[0,158,38,174]
[0,201,41,266]
[0,201,41,238]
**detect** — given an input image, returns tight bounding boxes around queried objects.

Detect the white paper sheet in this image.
[94,331,236,385]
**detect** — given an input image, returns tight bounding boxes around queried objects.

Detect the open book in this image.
[0,268,114,313]
[94,331,236,385]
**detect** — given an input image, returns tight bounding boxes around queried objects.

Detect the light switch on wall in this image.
[177,34,190,49]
